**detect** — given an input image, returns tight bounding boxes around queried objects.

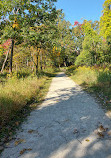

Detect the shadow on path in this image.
[1,73,111,158]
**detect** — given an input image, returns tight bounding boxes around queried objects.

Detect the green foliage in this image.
[0,0,58,74]
[48,12,76,67]
[75,21,103,66]
[100,0,111,39]
[99,0,111,64]
[13,69,32,79]
[65,65,77,76]
[75,50,93,66]
[0,0,111,72]
[72,21,84,54]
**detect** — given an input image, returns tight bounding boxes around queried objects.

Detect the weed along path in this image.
[1,72,111,158]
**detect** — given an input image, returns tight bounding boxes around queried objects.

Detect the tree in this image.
[75,21,102,66]
[100,0,111,39]
[49,12,76,67]
[0,0,57,73]
[26,17,59,74]
[0,39,11,73]
[100,0,111,64]
[72,21,84,53]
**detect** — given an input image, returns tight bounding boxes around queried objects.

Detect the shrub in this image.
[75,50,93,66]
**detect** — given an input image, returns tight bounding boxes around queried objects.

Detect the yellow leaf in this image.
[86,139,90,142]
[15,139,26,146]
[20,148,32,155]
[12,23,19,29]
[97,132,104,138]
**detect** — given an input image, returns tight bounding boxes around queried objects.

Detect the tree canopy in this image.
[0,0,111,74]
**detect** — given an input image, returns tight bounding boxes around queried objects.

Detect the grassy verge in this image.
[66,65,111,110]
[0,68,59,148]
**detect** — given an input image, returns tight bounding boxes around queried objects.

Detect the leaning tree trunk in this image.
[9,39,14,73]
[35,55,39,76]
[40,51,42,71]
[1,46,11,73]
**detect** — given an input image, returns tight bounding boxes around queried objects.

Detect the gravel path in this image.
[1,72,111,158]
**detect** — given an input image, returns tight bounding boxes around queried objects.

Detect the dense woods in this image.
[0,0,111,74]
[0,0,111,73]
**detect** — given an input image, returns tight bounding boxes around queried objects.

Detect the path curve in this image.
[1,72,111,158]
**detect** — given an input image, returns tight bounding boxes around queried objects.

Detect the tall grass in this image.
[0,67,58,126]
[66,66,111,109]
[0,76,45,125]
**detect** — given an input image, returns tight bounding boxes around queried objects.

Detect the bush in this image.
[16,68,31,78]
[75,50,93,66]
[70,66,98,85]
[66,65,77,76]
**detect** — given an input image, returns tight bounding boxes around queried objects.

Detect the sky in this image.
[55,0,105,25]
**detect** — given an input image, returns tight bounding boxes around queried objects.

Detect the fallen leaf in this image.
[20,149,26,155]
[98,125,106,132]
[20,148,32,155]
[86,139,90,142]
[28,130,35,133]
[15,139,26,146]
[97,132,104,138]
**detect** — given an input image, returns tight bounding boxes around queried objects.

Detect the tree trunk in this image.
[59,56,61,68]
[32,62,34,72]
[1,46,11,73]
[40,51,42,71]
[64,61,66,67]
[27,58,29,67]
[36,55,39,76]
[9,39,14,73]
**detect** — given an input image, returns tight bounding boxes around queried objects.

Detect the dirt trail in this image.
[1,72,111,158]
